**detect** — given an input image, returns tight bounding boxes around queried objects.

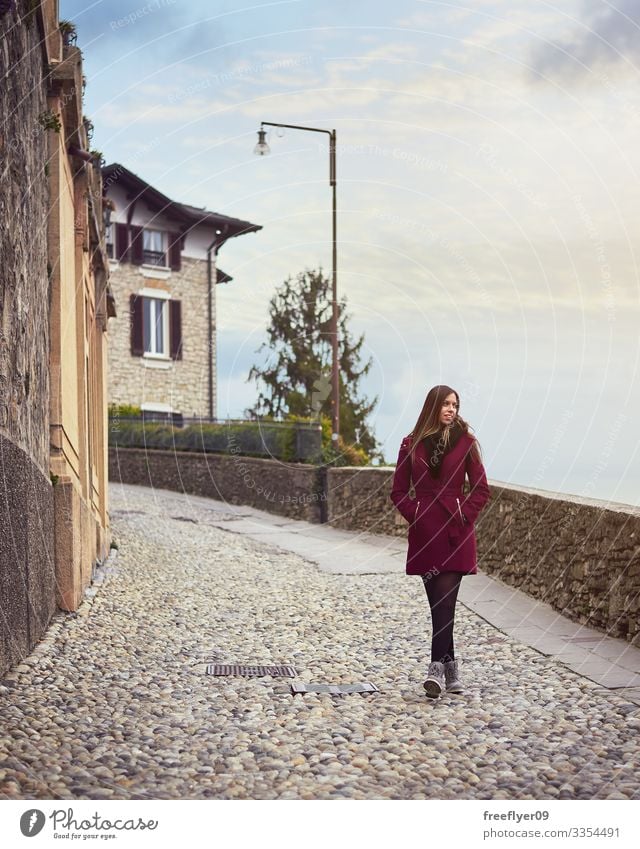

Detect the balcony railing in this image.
[143,249,167,267]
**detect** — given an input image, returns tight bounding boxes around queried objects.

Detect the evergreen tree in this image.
[245,267,379,458]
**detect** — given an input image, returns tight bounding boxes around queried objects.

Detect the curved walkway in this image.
[0,483,638,800]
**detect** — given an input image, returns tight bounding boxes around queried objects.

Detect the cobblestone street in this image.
[0,484,638,800]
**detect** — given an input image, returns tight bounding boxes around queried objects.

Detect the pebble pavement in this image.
[0,483,638,800]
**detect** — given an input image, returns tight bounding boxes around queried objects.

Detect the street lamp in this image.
[254,120,339,444]
[253,128,270,156]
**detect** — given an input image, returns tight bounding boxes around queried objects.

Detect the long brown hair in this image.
[408,384,482,462]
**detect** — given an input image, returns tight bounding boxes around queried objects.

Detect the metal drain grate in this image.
[206,664,298,677]
[291,682,379,695]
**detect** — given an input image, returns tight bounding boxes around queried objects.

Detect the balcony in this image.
[143,249,167,267]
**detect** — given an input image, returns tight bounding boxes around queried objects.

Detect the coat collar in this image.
[416,421,469,479]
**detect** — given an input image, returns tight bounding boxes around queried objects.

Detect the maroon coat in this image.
[390,432,491,576]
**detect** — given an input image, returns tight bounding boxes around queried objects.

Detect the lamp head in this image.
[253,127,270,156]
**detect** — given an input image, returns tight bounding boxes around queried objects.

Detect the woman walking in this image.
[390,385,491,698]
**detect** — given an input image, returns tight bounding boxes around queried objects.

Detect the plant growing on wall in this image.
[58,19,77,46]
[246,266,380,460]
[38,110,61,133]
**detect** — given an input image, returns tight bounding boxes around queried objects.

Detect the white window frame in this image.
[142,228,168,268]
[139,288,171,360]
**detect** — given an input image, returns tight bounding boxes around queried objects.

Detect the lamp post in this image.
[206,225,232,421]
[254,121,340,444]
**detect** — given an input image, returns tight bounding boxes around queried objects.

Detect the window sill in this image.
[140,264,171,280]
[141,356,173,370]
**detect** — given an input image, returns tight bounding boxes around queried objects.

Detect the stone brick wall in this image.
[107,255,215,418]
[328,467,640,646]
[0,5,51,471]
[110,448,640,644]
[109,447,322,522]
[0,3,57,676]
[476,483,640,646]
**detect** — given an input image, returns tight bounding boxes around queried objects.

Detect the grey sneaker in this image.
[423,661,445,698]
[444,659,463,693]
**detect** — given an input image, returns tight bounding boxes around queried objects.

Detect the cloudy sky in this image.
[62,0,640,506]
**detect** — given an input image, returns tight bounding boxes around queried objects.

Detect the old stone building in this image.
[102,164,261,421]
[0,1,114,675]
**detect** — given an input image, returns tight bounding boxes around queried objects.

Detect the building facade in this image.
[102,164,261,421]
[1,0,114,675]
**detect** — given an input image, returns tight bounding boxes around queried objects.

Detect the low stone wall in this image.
[477,482,640,646]
[109,447,322,522]
[327,468,640,646]
[110,449,640,645]
[327,465,407,535]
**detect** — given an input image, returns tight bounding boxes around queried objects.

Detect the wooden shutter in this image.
[130,225,144,265]
[168,232,181,271]
[115,223,128,261]
[130,294,144,356]
[170,299,182,360]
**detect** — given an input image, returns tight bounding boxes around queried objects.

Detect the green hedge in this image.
[107,419,320,463]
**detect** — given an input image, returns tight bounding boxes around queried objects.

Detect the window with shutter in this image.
[131,287,180,360]
[142,229,167,267]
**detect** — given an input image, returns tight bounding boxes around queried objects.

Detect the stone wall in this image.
[109,446,322,522]
[324,467,640,647]
[0,3,57,676]
[107,255,215,418]
[0,4,51,471]
[110,448,640,645]
[476,483,640,646]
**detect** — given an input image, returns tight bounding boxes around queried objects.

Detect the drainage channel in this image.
[202,660,379,696]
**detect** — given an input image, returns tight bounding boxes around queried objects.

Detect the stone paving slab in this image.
[0,483,637,801]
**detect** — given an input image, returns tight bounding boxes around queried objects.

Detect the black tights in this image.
[421,571,462,664]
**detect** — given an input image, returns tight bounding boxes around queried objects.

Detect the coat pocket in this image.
[412,498,441,538]
[407,499,420,529]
